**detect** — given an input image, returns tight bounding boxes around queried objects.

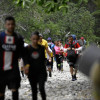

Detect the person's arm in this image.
[75,43,83,51]
[22,46,30,75]
[64,44,71,52]
[45,41,52,60]
[18,35,25,58]
[48,46,52,53]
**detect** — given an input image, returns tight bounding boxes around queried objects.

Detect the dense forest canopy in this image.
[0,0,100,44]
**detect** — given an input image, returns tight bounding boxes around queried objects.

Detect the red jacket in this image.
[64,42,80,57]
[64,42,80,49]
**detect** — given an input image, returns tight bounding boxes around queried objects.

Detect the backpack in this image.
[67,42,77,61]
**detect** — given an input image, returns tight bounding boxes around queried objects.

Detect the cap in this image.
[47,37,52,41]
[81,37,84,40]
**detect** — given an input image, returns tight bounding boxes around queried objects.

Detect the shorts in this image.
[67,58,78,68]
[0,78,20,93]
[68,62,78,68]
[46,60,52,68]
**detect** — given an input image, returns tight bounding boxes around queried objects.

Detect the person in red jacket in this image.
[64,35,80,81]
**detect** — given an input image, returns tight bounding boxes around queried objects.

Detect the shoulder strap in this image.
[0,32,6,43]
[0,32,5,37]
[73,41,78,46]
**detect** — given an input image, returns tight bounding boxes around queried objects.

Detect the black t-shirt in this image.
[0,32,24,80]
[24,45,47,77]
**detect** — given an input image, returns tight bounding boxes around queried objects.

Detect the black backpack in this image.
[67,42,77,61]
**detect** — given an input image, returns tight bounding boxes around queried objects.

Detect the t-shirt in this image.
[0,32,24,80]
[54,46,64,55]
[38,39,48,58]
[24,45,47,80]
[47,46,53,59]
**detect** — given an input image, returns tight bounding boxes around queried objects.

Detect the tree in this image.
[13,0,90,12]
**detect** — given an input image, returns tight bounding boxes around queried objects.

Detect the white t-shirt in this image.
[47,46,52,60]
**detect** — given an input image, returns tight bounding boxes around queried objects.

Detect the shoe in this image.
[74,75,77,80]
[72,75,76,81]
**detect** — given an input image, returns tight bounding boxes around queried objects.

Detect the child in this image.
[54,40,64,71]
[24,31,47,100]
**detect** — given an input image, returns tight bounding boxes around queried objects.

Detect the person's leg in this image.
[70,66,74,76]
[55,55,59,70]
[74,68,77,80]
[48,66,52,77]
[8,79,20,100]
[73,65,78,80]
[60,56,63,71]
[47,60,52,77]
[70,65,76,81]
[49,61,52,77]
[0,82,6,100]
[0,93,4,100]
[39,79,46,100]
[51,57,53,71]
[12,89,19,100]
[57,55,61,71]
[29,78,38,100]
[74,68,77,75]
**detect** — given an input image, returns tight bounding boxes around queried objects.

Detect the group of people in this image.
[46,35,86,80]
[0,16,86,100]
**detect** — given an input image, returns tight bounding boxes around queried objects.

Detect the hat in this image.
[72,34,76,40]
[81,37,84,40]
[47,37,52,41]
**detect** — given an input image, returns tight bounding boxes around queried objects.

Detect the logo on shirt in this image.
[6,36,14,44]
[2,36,16,51]
[32,51,39,59]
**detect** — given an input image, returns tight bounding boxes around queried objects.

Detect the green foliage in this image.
[0,0,99,44]
[13,0,90,12]
[13,3,95,43]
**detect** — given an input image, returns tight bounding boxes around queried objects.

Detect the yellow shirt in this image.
[38,39,48,58]
[51,52,53,57]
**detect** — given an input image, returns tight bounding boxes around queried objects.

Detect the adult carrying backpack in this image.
[67,42,77,61]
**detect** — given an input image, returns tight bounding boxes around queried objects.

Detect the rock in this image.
[5,61,93,100]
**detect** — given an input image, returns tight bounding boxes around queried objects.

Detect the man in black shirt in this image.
[0,16,24,100]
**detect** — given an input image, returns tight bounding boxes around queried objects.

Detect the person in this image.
[0,16,24,100]
[64,35,81,81]
[47,37,54,71]
[78,37,86,52]
[58,40,64,71]
[72,34,77,42]
[54,40,64,71]
[46,46,53,77]
[78,37,86,46]
[38,34,51,62]
[24,31,47,100]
